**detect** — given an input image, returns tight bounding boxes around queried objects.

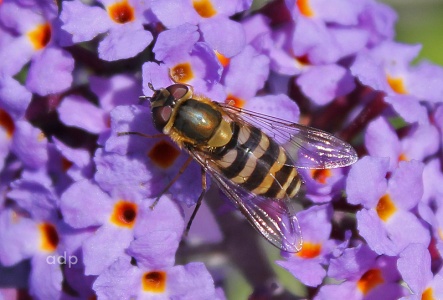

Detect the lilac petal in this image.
[167,158,204,207]
[142,62,173,95]
[329,28,369,61]
[104,105,157,155]
[388,160,424,210]
[151,0,199,28]
[29,255,63,299]
[428,273,443,299]
[94,149,154,199]
[408,61,443,103]
[386,211,430,255]
[0,1,45,34]
[357,0,397,47]
[224,45,270,100]
[0,209,39,266]
[365,116,400,171]
[371,42,421,72]
[0,75,32,119]
[356,209,397,255]
[60,0,113,42]
[422,159,443,205]
[247,94,300,122]
[153,23,200,63]
[312,0,363,25]
[397,244,432,294]
[366,283,406,300]
[90,74,141,111]
[11,121,48,169]
[200,16,246,58]
[350,52,391,92]
[133,195,184,239]
[292,17,341,64]
[402,124,439,161]
[26,47,74,96]
[385,95,429,125]
[168,262,217,298]
[83,225,134,275]
[315,281,360,300]
[8,179,58,220]
[358,209,430,256]
[297,64,355,105]
[277,259,325,287]
[52,137,91,169]
[98,23,153,61]
[93,256,139,299]
[60,180,112,228]
[58,95,107,134]
[328,244,377,280]
[297,204,331,242]
[346,156,389,207]
[0,37,34,76]
[188,42,223,85]
[127,231,179,270]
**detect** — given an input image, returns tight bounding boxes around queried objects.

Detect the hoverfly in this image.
[118,83,358,252]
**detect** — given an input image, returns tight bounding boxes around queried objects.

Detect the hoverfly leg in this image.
[117,131,166,139]
[149,156,193,210]
[184,168,207,236]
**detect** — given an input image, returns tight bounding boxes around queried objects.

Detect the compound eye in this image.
[167,84,189,101]
[152,106,172,131]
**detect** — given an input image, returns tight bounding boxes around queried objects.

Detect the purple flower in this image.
[316,244,406,299]
[60,179,184,275]
[93,257,220,299]
[151,0,248,57]
[0,0,74,95]
[277,205,336,287]
[60,0,153,61]
[365,116,439,171]
[347,156,430,255]
[397,244,443,299]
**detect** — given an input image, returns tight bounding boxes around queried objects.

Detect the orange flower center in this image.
[357,269,384,295]
[142,271,167,293]
[296,242,322,258]
[0,109,15,138]
[148,140,180,169]
[27,23,51,50]
[108,0,135,24]
[387,75,408,94]
[110,201,138,228]
[310,169,332,184]
[170,63,194,83]
[193,0,217,18]
[225,94,245,108]
[215,50,230,67]
[297,0,314,17]
[39,223,59,252]
[376,194,397,222]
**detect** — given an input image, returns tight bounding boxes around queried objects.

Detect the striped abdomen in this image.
[212,123,302,199]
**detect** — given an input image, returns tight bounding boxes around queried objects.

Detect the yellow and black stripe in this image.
[213,123,302,199]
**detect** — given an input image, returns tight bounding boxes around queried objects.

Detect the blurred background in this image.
[381,0,443,65]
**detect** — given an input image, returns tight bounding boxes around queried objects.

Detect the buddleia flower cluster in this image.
[1,0,443,299]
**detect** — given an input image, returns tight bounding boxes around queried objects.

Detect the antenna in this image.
[148,82,155,91]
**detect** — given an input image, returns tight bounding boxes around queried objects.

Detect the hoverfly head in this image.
[149,83,192,132]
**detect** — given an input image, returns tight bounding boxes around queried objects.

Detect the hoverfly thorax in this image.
[149,84,193,132]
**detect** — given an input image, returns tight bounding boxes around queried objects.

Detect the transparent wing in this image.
[219,104,358,169]
[188,148,303,253]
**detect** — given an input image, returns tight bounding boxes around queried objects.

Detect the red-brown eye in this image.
[167,84,189,100]
[152,106,172,131]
